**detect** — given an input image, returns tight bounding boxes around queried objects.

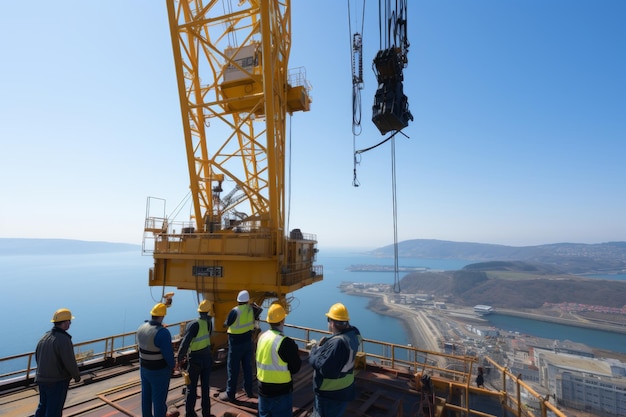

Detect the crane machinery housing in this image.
[143,0,322,350]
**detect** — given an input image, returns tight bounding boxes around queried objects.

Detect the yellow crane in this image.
[143,0,322,349]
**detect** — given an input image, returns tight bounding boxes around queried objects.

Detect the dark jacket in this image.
[178,314,213,361]
[35,326,80,383]
[309,326,361,401]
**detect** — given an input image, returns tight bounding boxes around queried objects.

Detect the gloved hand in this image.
[74,375,81,383]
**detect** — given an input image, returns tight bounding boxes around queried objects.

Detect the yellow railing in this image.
[483,356,567,417]
[282,323,569,417]
[0,322,186,387]
[1,322,568,417]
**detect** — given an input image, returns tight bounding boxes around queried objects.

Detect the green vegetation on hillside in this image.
[400,262,626,309]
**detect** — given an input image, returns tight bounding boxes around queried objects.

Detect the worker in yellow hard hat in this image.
[177,300,214,417]
[308,303,362,417]
[219,290,263,402]
[34,308,81,416]
[255,303,301,416]
[136,303,175,417]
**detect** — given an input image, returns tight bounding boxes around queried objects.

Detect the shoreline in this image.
[347,291,442,351]
[343,287,626,335]
[342,287,626,355]
[493,308,626,335]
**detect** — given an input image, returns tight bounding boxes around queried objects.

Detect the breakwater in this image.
[495,308,626,335]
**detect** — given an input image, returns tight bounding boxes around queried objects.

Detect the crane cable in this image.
[286,114,292,236]
[349,0,365,187]
[390,137,401,293]
[352,0,409,292]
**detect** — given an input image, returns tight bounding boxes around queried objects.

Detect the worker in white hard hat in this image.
[308,303,362,417]
[136,303,175,417]
[219,290,262,402]
[34,308,81,417]
[177,300,214,417]
[256,303,301,417]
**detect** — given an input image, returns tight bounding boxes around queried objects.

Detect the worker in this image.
[308,303,362,417]
[475,367,484,388]
[177,300,214,417]
[137,303,175,417]
[34,308,81,417]
[219,289,262,402]
[256,303,302,417]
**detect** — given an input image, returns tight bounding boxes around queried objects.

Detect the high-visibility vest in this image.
[256,329,291,384]
[227,304,254,334]
[189,318,211,352]
[318,332,360,392]
[137,322,164,363]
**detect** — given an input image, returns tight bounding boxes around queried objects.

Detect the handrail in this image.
[0,322,186,386]
[483,356,567,417]
[1,322,569,417]
[282,322,568,417]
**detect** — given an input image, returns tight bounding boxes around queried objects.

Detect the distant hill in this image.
[0,238,140,255]
[399,267,626,309]
[370,239,626,274]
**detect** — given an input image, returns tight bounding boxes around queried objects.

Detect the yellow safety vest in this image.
[189,318,211,352]
[227,304,254,334]
[256,329,291,384]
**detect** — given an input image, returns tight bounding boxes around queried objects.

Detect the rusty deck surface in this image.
[2,350,422,417]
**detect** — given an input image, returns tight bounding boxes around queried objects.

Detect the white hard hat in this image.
[237,290,250,302]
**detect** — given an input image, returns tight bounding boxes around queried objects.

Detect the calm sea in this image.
[3,249,626,360]
[485,314,626,353]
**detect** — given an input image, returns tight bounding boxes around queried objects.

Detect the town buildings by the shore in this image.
[341,281,626,417]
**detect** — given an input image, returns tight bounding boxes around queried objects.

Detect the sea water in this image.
[3,249,626,360]
[485,314,626,354]
[1,249,466,359]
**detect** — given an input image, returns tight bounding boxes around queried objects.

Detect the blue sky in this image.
[1,1,624,250]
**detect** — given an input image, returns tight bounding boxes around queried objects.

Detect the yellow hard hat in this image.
[325,303,350,322]
[151,303,167,317]
[266,303,287,324]
[51,308,75,323]
[198,300,212,314]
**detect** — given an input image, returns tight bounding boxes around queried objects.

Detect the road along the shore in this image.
[346,290,441,351]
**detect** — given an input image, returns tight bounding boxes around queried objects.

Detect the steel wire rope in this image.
[286,113,293,241]
[348,0,366,135]
[348,0,366,187]
[367,0,406,292]
[390,137,401,293]
[169,191,192,223]
[151,191,192,305]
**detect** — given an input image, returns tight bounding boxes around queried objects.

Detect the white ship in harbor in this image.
[474,305,495,315]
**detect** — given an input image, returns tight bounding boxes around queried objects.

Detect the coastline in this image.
[342,287,626,356]
[347,291,442,351]
[494,308,626,335]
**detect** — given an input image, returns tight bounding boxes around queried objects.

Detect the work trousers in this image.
[226,339,253,396]
[185,353,213,417]
[34,379,71,417]
[312,395,349,417]
[140,366,171,417]
[258,392,293,417]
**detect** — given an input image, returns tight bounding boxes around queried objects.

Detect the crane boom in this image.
[144,0,322,350]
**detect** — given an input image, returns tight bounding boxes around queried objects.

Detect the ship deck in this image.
[2,352,429,417]
[1,322,568,417]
